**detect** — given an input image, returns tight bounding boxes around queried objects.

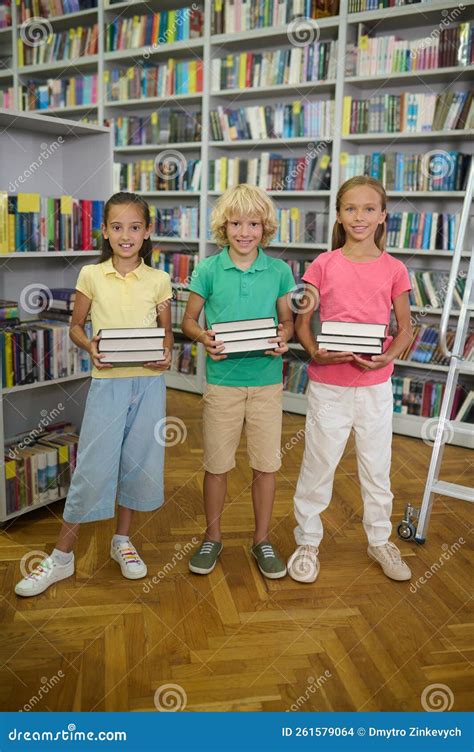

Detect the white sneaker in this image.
[287,545,320,583]
[110,540,147,580]
[15,554,75,597]
[368,541,411,581]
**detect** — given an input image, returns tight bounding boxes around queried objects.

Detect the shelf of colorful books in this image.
[164,371,200,393]
[1,373,92,397]
[19,56,99,76]
[345,67,474,87]
[0,251,101,259]
[348,0,474,25]
[103,0,174,12]
[211,81,337,99]
[103,39,204,64]
[28,104,99,116]
[210,19,340,47]
[114,142,202,153]
[208,137,333,149]
[343,132,474,142]
[105,93,202,109]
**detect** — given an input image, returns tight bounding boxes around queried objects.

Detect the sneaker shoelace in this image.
[259,544,276,559]
[27,559,53,579]
[378,542,402,564]
[116,544,141,565]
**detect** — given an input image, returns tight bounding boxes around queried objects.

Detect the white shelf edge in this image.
[0,251,100,258]
[2,373,91,396]
[114,142,202,152]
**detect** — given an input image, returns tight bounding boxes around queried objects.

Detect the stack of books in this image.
[98,327,166,364]
[317,321,387,354]
[212,318,278,354]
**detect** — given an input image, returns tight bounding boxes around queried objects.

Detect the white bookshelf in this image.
[0,108,113,521]
[1,0,472,445]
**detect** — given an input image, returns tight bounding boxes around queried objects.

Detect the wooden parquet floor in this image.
[0,389,472,712]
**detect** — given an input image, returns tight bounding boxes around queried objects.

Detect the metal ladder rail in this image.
[415,160,474,543]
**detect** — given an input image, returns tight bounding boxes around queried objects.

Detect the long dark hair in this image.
[100,192,153,265]
[331,176,387,251]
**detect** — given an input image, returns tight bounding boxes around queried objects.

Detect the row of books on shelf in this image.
[153,207,199,239]
[22,75,98,111]
[340,152,471,193]
[408,270,465,311]
[399,327,473,366]
[1,318,92,389]
[19,24,99,67]
[273,209,328,245]
[211,0,339,35]
[0,193,104,253]
[105,60,203,102]
[170,288,190,328]
[105,7,203,51]
[0,88,14,110]
[392,377,472,421]
[346,23,473,77]
[151,251,197,284]
[0,2,11,29]
[4,425,80,515]
[209,153,331,192]
[386,212,460,252]
[111,112,201,147]
[210,101,334,141]
[171,341,197,375]
[211,43,337,92]
[286,259,312,285]
[348,0,425,11]
[115,159,202,193]
[20,0,97,21]
[342,92,474,135]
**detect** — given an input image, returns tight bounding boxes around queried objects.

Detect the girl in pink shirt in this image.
[287,176,414,584]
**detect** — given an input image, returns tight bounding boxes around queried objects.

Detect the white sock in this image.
[112,534,130,548]
[51,548,74,565]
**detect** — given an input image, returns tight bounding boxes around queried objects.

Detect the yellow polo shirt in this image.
[76,258,172,378]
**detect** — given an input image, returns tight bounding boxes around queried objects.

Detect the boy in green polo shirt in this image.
[182,183,295,578]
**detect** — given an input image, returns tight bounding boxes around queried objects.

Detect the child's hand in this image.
[202,329,227,361]
[144,347,172,371]
[352,353,392,371]
[265,323,288,356]
[89,335,113,369]
[312,347,354,365]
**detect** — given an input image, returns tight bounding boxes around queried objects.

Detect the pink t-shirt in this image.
[303,248,411,387]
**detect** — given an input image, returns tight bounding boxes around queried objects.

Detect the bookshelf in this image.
[0,108,113,521]
[1,0,473,447]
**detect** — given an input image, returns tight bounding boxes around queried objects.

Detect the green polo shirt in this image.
[189,246,295,387]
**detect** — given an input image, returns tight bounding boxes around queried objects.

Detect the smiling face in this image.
[102,203,151,262]
[225,214,264,260]
[337,185,386,245]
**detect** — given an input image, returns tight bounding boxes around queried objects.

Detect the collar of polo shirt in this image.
[221,246,268,273]
[102,257,145,279]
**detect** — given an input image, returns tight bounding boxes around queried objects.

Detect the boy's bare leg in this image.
[204,471,227,541]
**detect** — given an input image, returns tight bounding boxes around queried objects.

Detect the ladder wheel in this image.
[397,521,416,541]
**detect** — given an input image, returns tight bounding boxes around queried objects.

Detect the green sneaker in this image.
[251,541,287,579]
[189,540,223,575]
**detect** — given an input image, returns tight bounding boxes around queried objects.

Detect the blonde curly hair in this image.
[210,183,278,248]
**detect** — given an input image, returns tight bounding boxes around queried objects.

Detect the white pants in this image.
[293,380,394,548]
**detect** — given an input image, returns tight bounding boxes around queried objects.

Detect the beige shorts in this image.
[202,383,283,474]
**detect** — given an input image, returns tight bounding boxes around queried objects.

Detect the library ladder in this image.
[414,159,474,543]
